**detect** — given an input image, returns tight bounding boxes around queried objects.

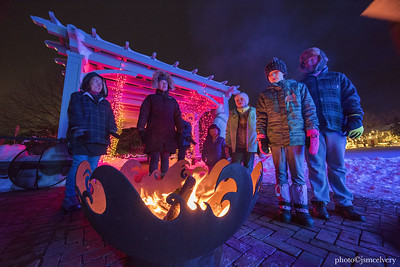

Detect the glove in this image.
[257,134,269,155]
[175,131,183,144]
[225,146,232,158]
[139,130,146,143]
[110,131,121,139]
[344,115,364,139]
[306,129,319,155]
[348,126,364,139]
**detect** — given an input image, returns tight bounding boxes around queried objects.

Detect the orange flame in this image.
[140,162,236,220]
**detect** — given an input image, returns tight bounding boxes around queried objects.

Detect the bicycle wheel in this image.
[8,143,72,189]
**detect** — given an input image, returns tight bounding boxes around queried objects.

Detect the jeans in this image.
[306,129,353,206]
[149,151,170,174]
[65,154,101,197]
[270,146,305,186]
[231,148,255,173]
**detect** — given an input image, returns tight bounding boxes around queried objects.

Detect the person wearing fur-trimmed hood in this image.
[299,47,365,222]
[137,70,183,175]
[63,72,118,212]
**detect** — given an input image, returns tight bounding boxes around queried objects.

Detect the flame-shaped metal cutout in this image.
[75,160,263,264]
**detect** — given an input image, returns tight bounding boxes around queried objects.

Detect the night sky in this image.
[0,0,399,116]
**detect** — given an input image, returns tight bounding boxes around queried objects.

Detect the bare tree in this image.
[0,69,64,138]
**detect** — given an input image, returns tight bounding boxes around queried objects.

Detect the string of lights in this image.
[104,73,126,159]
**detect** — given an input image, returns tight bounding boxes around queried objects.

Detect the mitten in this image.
[139,130,146,143]
[306,129,319,155]
[257,134,270,155]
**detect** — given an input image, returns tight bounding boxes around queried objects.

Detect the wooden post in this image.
[57,51,84,138]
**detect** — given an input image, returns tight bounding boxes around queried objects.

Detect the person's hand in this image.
[345,115,363,139]
[110,132,120,139]
[306,129,319,155]
[225,146,231,158]
[257,134,269,155]
[348,126,364,139]
[139,130,146,143]
[257,133,266,141]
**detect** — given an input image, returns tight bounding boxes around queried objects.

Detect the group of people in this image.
[62,47,366,229]
[257,47,364,227]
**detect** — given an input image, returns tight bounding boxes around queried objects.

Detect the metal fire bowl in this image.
[75,160,262,264]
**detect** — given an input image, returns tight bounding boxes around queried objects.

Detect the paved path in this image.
[0,184,399,266]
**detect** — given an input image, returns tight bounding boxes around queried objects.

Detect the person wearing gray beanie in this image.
[299,47,366,222]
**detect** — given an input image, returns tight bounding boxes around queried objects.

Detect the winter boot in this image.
[62,195,81,212]
[335,205,366,222]
[291,184,314,227]
[312,201,330,219]
[275,184,292,223]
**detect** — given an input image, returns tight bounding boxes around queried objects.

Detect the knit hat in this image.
[80,72,108,97]
[264,57,287,77]
[152,70,174,90]
[299,47,329,73]
[234,92,249,106]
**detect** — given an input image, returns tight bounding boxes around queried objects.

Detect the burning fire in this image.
[139,163,235,220]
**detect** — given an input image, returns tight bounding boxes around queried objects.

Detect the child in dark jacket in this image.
[202,124,227,172]
[178,119,196,161]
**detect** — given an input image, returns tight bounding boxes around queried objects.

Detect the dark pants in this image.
[231,147,255,173]
[178,145,190,161]
[149,151,170,174]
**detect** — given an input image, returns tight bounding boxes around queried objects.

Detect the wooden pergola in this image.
[31,12,240,155]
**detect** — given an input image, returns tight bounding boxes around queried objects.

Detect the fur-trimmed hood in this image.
[152,70,174,90]
[299,47,329,74]
[80,72,108,97]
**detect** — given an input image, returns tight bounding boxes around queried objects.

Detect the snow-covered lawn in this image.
[258,148,400,203]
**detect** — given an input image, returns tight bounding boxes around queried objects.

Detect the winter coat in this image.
[66,91,117,155]
[213,113,228,138]
[181,120,194,147]
[137,89,183,154]
[202,136,227,168]
[300,67,363,132]
[226,107,257,153]
[256,79,318,147]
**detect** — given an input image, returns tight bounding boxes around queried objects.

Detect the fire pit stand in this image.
[75,160,262,266]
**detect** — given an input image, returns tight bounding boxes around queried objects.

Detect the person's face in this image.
[235,96,248,108]
[209,128,219,138]
[158,79,168,91]
[89,76,103,95]
[303,56,319,72]
[267,70,284,83]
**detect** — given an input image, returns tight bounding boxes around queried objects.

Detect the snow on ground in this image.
[1,147,399,203]
[258,148,400,203]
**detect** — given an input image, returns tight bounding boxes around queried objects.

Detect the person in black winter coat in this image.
[202,124,227,172]
[63,72,118,212]
[178,119,196,161]
[137,70,183,175]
